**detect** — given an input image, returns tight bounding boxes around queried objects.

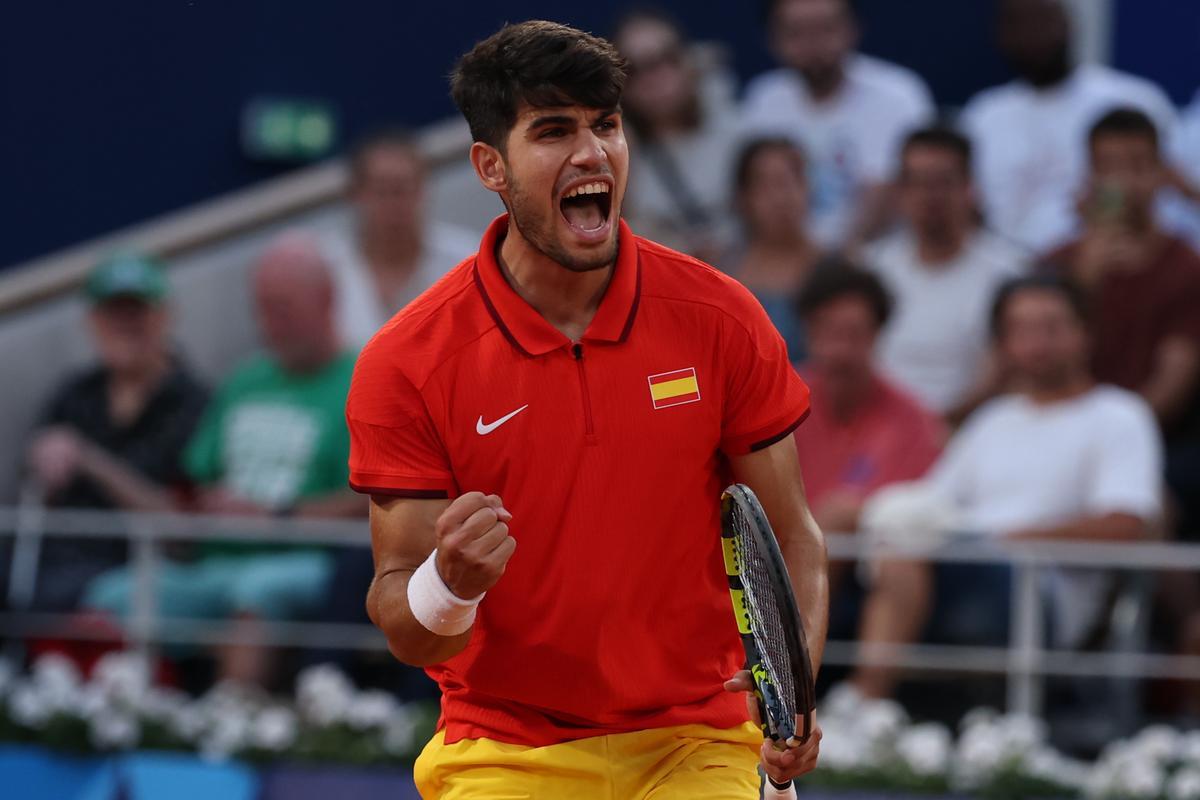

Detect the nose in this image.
[569,129,607,170]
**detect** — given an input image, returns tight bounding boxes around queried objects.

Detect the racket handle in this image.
[764,778,796,799]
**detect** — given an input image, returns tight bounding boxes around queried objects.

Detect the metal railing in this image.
[2,506,1199,717]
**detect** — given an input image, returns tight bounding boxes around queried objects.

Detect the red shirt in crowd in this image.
[794,369,942,512]
[1043,235,1200,429]
[346,215,810,747]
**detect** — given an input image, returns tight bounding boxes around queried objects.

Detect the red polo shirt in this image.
[346,215,810,747]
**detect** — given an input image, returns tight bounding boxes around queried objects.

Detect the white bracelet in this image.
[407,549,484,636]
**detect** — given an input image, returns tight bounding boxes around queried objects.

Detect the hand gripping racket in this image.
[721,483,817,794]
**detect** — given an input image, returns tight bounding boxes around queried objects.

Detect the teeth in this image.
[563,182,610,199]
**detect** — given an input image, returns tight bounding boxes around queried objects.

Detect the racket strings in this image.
[733,509,799,725]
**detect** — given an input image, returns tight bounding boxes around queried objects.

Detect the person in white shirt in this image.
[849,276,1162,700]
[321,131,478,351]
[613,9,742,262]
[864,127,1028,421]
[960,0,1177,254]
[740,0,934,249]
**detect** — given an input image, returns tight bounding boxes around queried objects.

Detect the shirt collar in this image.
[473,214,642,356]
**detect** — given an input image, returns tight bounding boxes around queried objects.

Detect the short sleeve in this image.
[1086,395,1163,520]
[345,341,456,498]
[719,286,811,455]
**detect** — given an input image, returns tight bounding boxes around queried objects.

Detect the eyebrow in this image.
[525,108,620,131]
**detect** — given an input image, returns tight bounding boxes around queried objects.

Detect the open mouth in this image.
[559,179,613,236]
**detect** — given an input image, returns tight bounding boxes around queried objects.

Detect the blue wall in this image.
[2,0,1193,268]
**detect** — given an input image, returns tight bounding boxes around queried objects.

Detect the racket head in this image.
[721,483,816,746]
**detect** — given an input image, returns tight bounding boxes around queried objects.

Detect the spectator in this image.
[22,254,207,612]
[848,277,1162,700]
[864,127,1027,421]
[793,262,943,609]
[322,131,477,352]
[726,137,822,360]
[613,9,741,260]
[741,0,934,249]
[84,233,364,687]
[1042,109,1200,437]
[960,0,1177,253]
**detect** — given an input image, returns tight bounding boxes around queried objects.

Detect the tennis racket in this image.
[721,483,816,793]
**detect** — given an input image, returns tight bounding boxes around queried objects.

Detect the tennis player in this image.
[347,20,828,798]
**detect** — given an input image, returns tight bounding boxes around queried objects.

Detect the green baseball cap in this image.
[85,253,169,304]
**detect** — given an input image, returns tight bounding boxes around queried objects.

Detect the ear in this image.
[470,141,509,194]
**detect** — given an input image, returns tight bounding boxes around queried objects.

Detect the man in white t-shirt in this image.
[864,127,1027,421]
[849,276,1162,700]
[960,0,1177,254]
[321,131,479,351]
[740,0,934,248]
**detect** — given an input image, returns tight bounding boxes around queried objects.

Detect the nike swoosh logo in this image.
[476,404,529,435]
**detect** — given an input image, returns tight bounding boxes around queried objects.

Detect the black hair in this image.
[795,256,893,327]
[450,20,628,149]
[1088,107,1160,154]
[901,125,973,177]
[989,274,1090,338]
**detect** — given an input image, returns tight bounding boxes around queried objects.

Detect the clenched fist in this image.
[434,492,516,599]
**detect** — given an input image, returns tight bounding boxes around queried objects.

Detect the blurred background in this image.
[2,0,1200,797]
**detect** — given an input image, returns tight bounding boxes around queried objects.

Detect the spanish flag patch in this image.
[647,367,701,409]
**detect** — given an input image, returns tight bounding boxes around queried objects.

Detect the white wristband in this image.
[762,779,796,800]
[407,549,484,636]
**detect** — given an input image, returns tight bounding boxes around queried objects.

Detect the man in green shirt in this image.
[86,232,365,686]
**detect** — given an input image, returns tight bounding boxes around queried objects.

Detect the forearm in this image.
[77,444,176,512]
[781,514,829,673]
[367,569,472,666]
[1139,340,1200,427]
[1012,512,1150,543]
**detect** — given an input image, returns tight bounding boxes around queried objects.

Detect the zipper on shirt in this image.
[572,343,596,437]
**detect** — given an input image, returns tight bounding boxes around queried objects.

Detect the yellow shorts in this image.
[413,722,762,799]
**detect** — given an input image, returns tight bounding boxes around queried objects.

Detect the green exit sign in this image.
[241,97,337,162]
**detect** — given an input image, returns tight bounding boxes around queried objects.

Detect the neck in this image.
[915,225,969,265]
[360,223,422,271]
[110,354,169,392]
[824,370,875,421]
[498,226,613,341]
[803,66,846,102]
[283,330,342,376]
[1025,372,1093,405]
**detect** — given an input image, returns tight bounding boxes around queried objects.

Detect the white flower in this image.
[816,718,869,772]
[250,707,298,752]
[995,712,1046,752]
[821,682,866,723]
[346,690,398,731]
[170,704,207,743]
[960,706,999,733]
[1182,731,1200,766]
[92,652,150,706]
[296,664,355,726]
[1120,759,1165,799]
[1169,767,1200,800]
[896,723,952,776]
[1131,724,1183,764]
[1024,748,1089,791]
[382,707,418,756]
[8,683,51,728]
[856,698,908,744]
[139,687,189,723]
[32,653,81,694]
[90,712,140,750]
[199,710,251,762]
[77,685,111,721]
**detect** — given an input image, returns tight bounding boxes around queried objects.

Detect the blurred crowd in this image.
[11,0,1200,725]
